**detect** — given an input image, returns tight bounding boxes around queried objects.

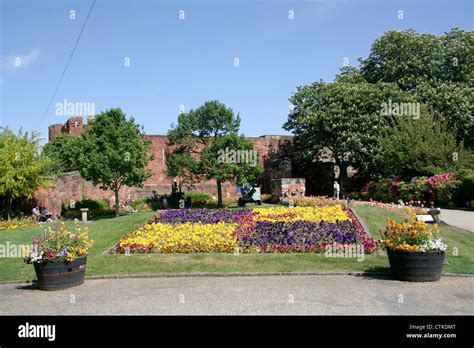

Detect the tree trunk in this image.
[114,190,120,217]
[339,162,350,197]
[217,180,223,208]
[6,194,12,220]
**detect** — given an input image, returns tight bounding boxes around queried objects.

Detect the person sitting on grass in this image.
[39,206,53,222]
[31,206,40,221]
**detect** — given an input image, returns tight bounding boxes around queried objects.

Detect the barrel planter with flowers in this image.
[25,222,92,291]
[386,249,445,282]
[382,217,447,282]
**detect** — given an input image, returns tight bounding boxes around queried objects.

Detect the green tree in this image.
[0,128,50,219]
[376,107,472,178]
[360,29,443,91]
[42,133,82,174]
[359,28,474,147]
[76,108,153,216]
[284,80,412,189]
[166,101,263,207]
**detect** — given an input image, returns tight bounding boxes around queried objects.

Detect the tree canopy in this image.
[360,28,473,147]
[284,80,413,185]
[76,108,153,216]
[285,28,473,188]
[42,133,82,174]
[166,100,262,207]
[0,128,50,219]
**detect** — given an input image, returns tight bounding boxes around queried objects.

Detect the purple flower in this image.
[154,208,252,224]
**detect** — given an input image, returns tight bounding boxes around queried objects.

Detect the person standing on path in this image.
[333,181,340,199]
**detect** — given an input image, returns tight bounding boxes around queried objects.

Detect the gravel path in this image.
[0,274,473,315]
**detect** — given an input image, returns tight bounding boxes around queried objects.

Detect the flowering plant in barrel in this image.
[24,222,93,290]
[25,222,92,264]
[381,218,447,282]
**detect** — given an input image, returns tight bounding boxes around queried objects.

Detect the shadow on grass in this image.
[61,212,136,222]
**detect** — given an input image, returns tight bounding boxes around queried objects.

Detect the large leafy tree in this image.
[284,80,412,189]
[0,128,50,219]
[166,100,262,207]
[42,133,82,174]
[375,107,472,178]
[360,28,474,147]
[360,29,444,91]
[76,108,153,216]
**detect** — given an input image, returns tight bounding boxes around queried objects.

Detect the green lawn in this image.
[353,204,474,275]
[0,206,472,282]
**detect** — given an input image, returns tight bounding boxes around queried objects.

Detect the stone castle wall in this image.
[37,117,293,216]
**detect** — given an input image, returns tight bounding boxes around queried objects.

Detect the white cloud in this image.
[5,50,40,70]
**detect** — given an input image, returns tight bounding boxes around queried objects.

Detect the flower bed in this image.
[116,222,237,253]
[0,217,38,231]
[116,205,378,254]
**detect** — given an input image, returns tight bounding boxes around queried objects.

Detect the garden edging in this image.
[1,271,473,285]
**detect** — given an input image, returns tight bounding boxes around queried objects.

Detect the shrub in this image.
[61,208,122,219]
[260,194,272,203]
[434,179,462,206]
[74,199,109,210]
[184,192,214,208]
[396,177,429,204]
[348,192,360,200]
[457,175,474,206]
[366,179,396,202]
[130,196,163,211]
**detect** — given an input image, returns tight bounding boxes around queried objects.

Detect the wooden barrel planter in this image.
[34,256,87,291]
[387,250,444,282]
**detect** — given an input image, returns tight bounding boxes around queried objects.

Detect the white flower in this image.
[420,239,447,252]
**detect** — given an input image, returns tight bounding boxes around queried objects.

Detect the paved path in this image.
[441,209,474,232]
[0,275,473,315]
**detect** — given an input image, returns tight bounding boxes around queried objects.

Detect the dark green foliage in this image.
[74,199,109,211]
[166,101,263,207]
[42,134,81,174]
[76,108,153,216]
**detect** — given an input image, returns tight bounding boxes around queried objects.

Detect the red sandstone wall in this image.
[37,117,293,215]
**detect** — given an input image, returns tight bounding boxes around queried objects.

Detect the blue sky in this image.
[1,0,472,143]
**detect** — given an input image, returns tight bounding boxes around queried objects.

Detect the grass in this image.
[353,204,474,275]
[0,205,472,281]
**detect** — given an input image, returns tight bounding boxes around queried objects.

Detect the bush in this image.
[434,179,462,206]
[396,177,429,204]
[130,197,163,211]
[457,175,474,206]
[366,179,396,202]
[74,199,109,210]
[61,208,123,219]
[184,192,214,208]
[348,192,360,200]
[260,194,272,203]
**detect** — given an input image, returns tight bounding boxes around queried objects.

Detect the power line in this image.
[39,0,97,126]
